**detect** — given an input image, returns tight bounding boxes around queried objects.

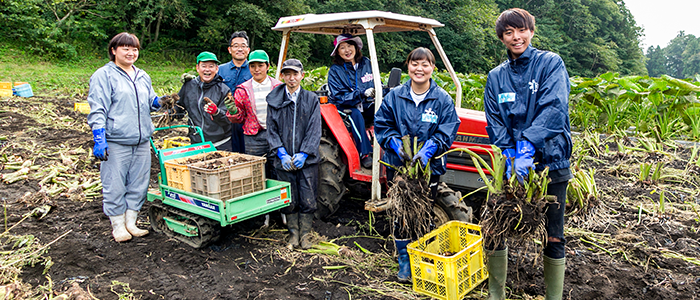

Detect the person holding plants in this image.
[87,32,158,242]
[374,47,460,282]
[173,51,233,151]
[482,8,572,300]
[327,34,375,169]
[266,59,321,250]
[225,50,282,176]
[219,31,252,153]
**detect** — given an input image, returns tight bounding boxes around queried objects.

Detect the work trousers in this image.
[244,129,276,180]
[100,142,151,216]
[338,105,372,157]
[231,123,245,153]
[276,165,318,215]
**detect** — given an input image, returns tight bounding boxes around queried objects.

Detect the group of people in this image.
[87,7,572,300]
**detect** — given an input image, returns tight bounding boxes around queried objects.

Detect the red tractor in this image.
[272,11,493,224]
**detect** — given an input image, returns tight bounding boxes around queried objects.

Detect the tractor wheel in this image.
[435,183,473,223]
[315,130,347,219]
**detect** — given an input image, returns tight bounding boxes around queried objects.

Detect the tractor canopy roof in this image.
[272,10,444,35]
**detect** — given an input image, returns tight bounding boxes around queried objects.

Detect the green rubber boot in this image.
[299,213,314,250]
[543,255,565,300]
[487,248,508,300]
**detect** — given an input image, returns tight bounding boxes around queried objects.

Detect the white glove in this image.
[364,88,375,98]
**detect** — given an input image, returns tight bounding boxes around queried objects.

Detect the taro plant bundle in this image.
[380,136,434,240]
[437,146,556,248]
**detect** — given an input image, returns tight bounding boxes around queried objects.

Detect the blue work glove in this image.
[292,152,308,169]
[502,148,515,179]
[92,128,109,161]
[277,148,294,171]
[151,96,161,110]
[413,139,437,167]
[515,140,536,182]
[389,137,410,162]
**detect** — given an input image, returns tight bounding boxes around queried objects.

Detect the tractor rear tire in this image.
[435,183,473,223]
[315,132,347,219]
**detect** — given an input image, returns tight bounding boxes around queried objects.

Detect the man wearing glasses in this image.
[219,31,252,153]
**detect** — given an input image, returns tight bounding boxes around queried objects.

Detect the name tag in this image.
[361,73,373,83]
[422,113,438,123]
[498,92,516,104]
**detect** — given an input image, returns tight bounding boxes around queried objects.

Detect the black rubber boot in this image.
[285,213,300,249]
[299,213,314,250]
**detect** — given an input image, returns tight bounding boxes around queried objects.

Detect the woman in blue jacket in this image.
[87,32,160,243]
[327,34,375,168]
[374,47,460,282]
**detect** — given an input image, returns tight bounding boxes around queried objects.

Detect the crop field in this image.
[1,57,700,299]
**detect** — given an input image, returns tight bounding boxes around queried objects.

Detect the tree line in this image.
[0,0,648,77]
[646,32,700,79]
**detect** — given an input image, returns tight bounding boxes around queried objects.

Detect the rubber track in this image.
[149,201,221,248]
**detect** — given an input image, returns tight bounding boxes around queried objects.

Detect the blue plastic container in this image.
[15,84,33,97]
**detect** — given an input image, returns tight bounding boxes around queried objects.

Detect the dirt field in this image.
[1,95,700,300]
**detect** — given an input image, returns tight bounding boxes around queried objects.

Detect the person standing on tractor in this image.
[219,31,252,153]
[266,59,322,250]
[225,49,283,178]
[172,52,233,151]
[327,34,375,169]
[483,8,572,300]
[375,47,460,282]
[87,32,158,242]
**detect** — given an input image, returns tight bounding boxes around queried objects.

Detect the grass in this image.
[0,48,190,97]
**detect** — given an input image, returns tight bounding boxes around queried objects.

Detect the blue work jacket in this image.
[219,59,252,92]
[375,79,460,175]
[483,45,572,172]
[328,56,374,108]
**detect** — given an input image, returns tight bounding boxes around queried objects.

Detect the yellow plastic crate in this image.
[163,151,237,192]
[407,221,488,300]
[163,137,190,149]
[74,103,91,114]
[0,89,12,97]
[0,82,11,89]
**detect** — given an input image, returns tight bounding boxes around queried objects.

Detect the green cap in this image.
[196,51,220,64]
[248,50,270,64]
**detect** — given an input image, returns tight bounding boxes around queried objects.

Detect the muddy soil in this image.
[1,96,699,300]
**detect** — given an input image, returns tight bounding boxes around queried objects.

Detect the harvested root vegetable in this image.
[155,93,182,128]
[383,135,434,240]
[438,146,555,249]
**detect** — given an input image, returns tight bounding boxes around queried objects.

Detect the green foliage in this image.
[1,0,648,77]
[647,32,700,79]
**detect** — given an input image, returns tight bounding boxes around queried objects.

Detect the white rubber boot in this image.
[109,214,132,242]
[125,209,149,237]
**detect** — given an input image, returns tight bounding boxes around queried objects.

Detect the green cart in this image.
[147,125,290,248]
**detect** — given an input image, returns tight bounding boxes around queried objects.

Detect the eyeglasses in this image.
[230,44,248,49]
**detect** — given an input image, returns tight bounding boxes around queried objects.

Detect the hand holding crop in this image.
[151,96,162,110]
[502,148,515,179]
[389,137,410,162]
[203,98,218,115]
[277,148,294,171]
[364,87,375,99]
[515,140,536,182]
[223,92,237,114]
[413,139,437,167]
[292,152,308,169]
[92,128,109,161]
